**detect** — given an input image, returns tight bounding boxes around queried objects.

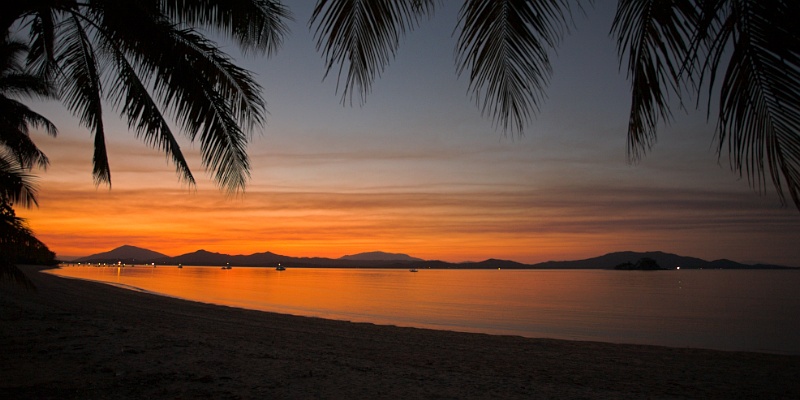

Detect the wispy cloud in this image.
[20,181,799,265]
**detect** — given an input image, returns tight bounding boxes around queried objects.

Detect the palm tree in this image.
[4,0,291,192]
[0,36,58,288]
[0,198,56,290]
[0,36,56,208]
[308,0,800,210]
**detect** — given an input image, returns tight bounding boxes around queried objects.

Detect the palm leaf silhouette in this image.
[11,0,290,192]
[310,0,436,105]
[57,14,110,185]
[710,1,800,208]
[162,0,291,55]
[611,0,697,160]
[456,0,586,134]
[0,38,56,172]
[0,156,38,209]
[613,0,800,209]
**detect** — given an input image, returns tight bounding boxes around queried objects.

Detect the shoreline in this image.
[2,265,799,399]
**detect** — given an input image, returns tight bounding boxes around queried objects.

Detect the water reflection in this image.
[48,266,800,354]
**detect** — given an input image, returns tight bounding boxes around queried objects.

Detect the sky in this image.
[15,2,800,266]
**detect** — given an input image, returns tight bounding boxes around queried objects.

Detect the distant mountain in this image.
[73,246,796,269]
[465,258,531,269]
[75,245,168,264]
[167,249,234,266]
[398,251,794,270]
[406,258,531,270]
[530,251,791,270]
[167,250,303,266]
[339,251,423,262]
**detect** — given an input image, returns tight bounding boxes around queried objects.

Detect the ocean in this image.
[48,266,800,354]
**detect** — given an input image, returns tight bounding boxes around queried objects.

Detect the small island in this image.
[614,257,666,270]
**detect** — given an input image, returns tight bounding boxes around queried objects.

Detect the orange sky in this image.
[14,2,800,266]
[19,127,798,265]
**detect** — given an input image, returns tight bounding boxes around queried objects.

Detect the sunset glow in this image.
[14,2,800,265]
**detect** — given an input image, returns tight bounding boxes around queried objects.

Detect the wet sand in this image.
[1,265,798,399]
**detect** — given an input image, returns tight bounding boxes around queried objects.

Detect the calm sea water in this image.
[48,266,800,354]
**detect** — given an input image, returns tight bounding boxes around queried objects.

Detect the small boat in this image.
[409,268,418,272]
[276,264,286,271]
[221,263,232,270]
[177,264,183,269]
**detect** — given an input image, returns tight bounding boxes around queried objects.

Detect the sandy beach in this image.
[2,265,799,399]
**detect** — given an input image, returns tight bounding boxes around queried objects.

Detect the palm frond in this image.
[170,30,266,132]
[55,13,110,186]
[0,36,57,102]
[162,39,252,193]
[0,73,57,101]
[51,1,266,192]
[0,98,51,169]
[161,0,292,55]
[0,39,29,73]
[615,0,800,210]
[310,0,436,106]
[0,154,38,208]
[97,1,267,126]
[456,0,585,135]
[101,40,196,187]
[26,7,59,79]
[0,93,57,135]
[0,37,56,169]
[11,2,282,193]
[145,28,253,192]
[611,0,697,160]
[85,4,197,187]
[193,88,251,193]
[97,10,259,191]
[711,0,800,208]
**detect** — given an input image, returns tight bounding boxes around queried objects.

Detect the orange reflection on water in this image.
[47,265,800,353]
[51,266,582,328]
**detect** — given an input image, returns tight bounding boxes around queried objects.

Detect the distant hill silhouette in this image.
[73,246,796,269]
[532,251,705,269]
[339,251,423,262]
[166,249,237,266]
[529,251,788,270]
[75,245,167,264]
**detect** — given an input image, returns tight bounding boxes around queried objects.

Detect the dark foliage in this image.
[0,200,56,289]
[5,0,291,193]
[615,257,664,270]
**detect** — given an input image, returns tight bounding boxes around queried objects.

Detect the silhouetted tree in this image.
[0,36,58,287]
[635,257,662,270]
[3,0,290,192]
[0,36,55,208]
[0,200,56,289]
[614,258,663,270]
[615,261,635,270]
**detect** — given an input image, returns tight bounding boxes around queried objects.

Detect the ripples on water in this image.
[49,266,800,354]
